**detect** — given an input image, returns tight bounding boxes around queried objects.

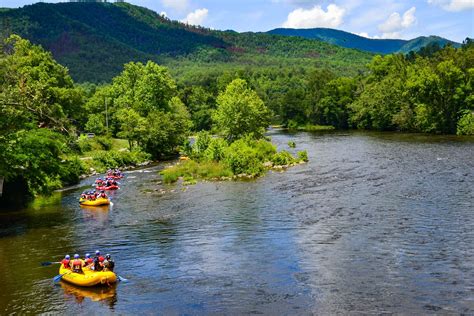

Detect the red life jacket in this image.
[61,259,70,268]
[85,258,93,265]
[72,259,82,271]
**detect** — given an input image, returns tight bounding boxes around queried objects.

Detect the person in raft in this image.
[103,254,115,272]
[71,254,84,273]
[61,254,71,269]
[93,250,105,271]
[84,253,94,267]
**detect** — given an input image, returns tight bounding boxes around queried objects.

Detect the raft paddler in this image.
[61,254,71,269]
[103,254,115,272]
[72,254,84,273]
[93,250,105,271]
[84,253,93,267]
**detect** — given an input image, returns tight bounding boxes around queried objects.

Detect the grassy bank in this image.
[76,135,151,175]
[160,132,308,184]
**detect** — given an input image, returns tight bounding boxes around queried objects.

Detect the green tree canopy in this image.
[213,79,270,141]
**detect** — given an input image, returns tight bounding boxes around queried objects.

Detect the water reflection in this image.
[60,282,117,309]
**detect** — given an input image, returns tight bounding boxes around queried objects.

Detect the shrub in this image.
[288,141,296,148]
[192,131,212,158]
[224,139,265,175]
[161,160,232,183]
[204,138,228,162]
[90,149,150,172]
[297,150,308,162]
[457,110,474,135]
[77,135,114,153]
[95,136,113,151]
[271,150,295,166]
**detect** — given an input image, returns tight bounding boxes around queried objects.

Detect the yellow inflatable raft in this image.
[59,265,117,287]
[79,197,110,206]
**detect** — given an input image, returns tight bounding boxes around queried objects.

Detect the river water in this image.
[0,130,473,314]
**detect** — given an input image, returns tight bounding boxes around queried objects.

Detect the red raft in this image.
[96,185,119,190]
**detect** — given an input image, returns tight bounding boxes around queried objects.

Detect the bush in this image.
[457,110,474,135]
[77,135,114,153]
[297,150,308,162]
[90,149,150,172]
[192,131,212,159]
[288,141,296,148]
[59,156,86,185]
[95,136,113,151]
[224,139,266,175]
[161,160,232,183]
[204,138,228,162]
[271,150,296,166]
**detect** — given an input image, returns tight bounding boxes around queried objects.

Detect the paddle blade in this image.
[117,275,128,282]
[53,273,64,282]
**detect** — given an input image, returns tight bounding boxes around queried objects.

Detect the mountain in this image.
[0,2,373,82]
[267,28,460,54]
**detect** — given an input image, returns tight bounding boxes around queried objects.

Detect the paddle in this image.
[117,275,128,282]
[41,261,61,266]
[53,272,69,282]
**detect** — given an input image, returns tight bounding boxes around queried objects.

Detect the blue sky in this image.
[2,0,473,42]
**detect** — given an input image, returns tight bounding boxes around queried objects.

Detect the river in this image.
[0,130,473,314]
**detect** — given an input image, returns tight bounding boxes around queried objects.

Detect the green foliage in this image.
[223,138,266,175]
[271,150,296,166]
[297,150,309,162]
[288,141,296,148]
[141,97,191,159]
[85,114,106,135]
[457,110,474,135]
[214,79,271,141]
[203,138,228,162]
[90,149,150,172]
[77,135,113,153]
[0,2,373,83]
[0,35,85,197]
[192,131,212,158]
[349,46,473,133]
[161,160,232,184]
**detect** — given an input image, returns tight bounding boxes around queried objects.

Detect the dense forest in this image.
[0,2,373,82]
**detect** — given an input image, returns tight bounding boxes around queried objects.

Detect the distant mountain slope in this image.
[267,28,460,54]
[0,2,374,82]
[1,2,226,81]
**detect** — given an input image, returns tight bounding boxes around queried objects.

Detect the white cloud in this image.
[182,8,209,26]
[378,7,416,38]
[355,32,380,39]
[282,4,345,28]
[161,0,189,12]
[428,0,474,11]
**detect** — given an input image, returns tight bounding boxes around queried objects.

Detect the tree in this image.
[0,35,85,201]
[141,97,191,159]
[115,108,146,150]
[213,79,270,141]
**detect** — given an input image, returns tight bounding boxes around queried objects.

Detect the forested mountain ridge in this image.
[0,2,373,82]
[267,28,461,54]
